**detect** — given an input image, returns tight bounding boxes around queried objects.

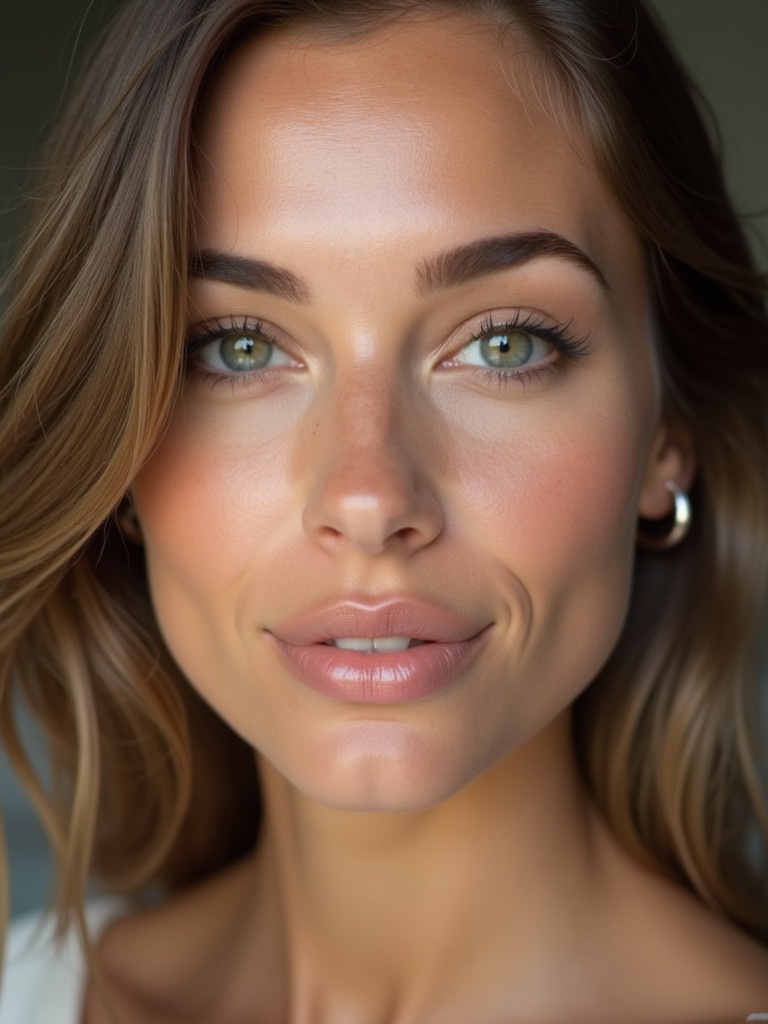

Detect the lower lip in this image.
[268,633,487,704]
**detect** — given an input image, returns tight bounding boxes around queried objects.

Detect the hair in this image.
[1,0,767,960]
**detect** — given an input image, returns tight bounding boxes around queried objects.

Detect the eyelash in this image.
[185,316,286,388]
[451,311,590,389]
[184,310,591,390]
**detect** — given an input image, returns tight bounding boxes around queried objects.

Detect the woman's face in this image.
[132,11,679,811]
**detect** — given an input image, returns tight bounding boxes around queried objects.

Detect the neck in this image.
[240,712,611,1023]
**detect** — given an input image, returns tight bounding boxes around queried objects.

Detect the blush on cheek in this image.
[454,411,648,708]
[466,428,644,572]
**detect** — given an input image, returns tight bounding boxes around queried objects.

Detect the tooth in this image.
[328,636,417,652]
[373,636,413,652]
[332,638,374,651]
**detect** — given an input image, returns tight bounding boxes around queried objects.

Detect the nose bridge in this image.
[302,364,442,556]
[336,368,398,457]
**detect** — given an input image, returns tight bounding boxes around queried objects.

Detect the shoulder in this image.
[0,899,128,1024]
[588,823,768,1022]
[91,855,260,1018]
[629,888,768,1020]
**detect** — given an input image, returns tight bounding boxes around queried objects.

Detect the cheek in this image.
[134,397,299,575]
[452,397,650,565]
[445,370,659,696]
[129,403,297,687]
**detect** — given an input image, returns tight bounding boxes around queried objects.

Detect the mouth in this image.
[271,594,484,647]
[268,596,489,704]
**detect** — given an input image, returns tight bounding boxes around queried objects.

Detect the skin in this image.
[86,11,768,1024]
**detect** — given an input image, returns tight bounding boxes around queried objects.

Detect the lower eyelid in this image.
[482,364,558,388]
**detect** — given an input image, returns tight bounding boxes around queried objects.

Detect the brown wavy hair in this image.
[1,0,767,956]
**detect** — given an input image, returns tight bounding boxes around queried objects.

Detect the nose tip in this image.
[302,447,443,557]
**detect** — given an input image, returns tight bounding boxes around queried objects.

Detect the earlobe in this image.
[637,420,696,549]
[638,420,696,521]
[638,481,692,550]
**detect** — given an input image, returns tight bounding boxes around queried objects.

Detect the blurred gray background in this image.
[1,0,767,918]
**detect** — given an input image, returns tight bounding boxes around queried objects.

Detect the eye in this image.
[441,311,590,385]
[454,319,555,371]
[186,318,294,376]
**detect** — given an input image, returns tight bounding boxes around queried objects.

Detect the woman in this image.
[1,0,767,1020]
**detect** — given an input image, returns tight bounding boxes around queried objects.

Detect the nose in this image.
[301,377,443,557]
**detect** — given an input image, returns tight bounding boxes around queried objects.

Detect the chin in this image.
[297,777,467,815]
[273,718,494,814]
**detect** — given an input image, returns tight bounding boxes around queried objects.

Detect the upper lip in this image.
[269,596,487,646]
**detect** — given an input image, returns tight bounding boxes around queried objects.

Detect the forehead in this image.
[192,9,643,290]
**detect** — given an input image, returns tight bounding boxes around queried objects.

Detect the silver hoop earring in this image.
[637,481,691,550]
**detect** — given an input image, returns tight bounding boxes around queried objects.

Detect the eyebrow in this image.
[189,249,311,303]
[416,231,609,294]
[189,229,608,304]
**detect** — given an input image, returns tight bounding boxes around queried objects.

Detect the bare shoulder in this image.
[684,911,768,1012]
[84,854,259,1023]
[595,841,768,1022]
[647,878,768,998]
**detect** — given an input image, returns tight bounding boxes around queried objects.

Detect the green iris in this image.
[218,332,273,372]
[479,330,533,368]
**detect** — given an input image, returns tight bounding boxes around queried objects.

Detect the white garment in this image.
[0,900,126,1024]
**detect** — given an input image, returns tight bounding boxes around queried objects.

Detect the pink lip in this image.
[267,597,489,704]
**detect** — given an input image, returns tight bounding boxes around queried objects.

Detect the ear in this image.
[116,491,144,545]
[638,417,697,520]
